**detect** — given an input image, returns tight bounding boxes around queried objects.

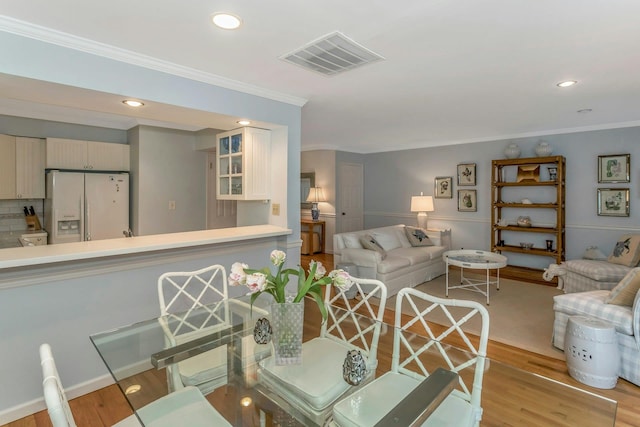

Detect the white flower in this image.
[246,272,268,294]
[329,269,352,291]
[270,250,286,266]
[310,260,326,280]
[228,262,248,286]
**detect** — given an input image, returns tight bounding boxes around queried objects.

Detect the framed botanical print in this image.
[458,189,477,212]
[434,176,453,198]
[598,154,630,183]
[457,163,476,186]
[597,188,629,216]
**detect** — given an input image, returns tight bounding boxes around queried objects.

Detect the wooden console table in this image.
[301,219,325,254]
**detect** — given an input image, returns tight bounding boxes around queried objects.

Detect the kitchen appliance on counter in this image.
[45,171,129,244]
[19,231,48,246]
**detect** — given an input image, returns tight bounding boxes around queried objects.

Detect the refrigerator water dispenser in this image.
[57,220,81,236]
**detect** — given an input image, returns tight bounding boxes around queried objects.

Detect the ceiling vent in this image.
[280,31,384,76]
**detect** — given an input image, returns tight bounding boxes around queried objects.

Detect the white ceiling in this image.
[1,0,640,153]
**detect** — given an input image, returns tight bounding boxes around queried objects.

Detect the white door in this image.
[338,162,364,233]
[207,151,236,229]
[85,173,129,240]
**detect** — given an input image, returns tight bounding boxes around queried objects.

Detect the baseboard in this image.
[0,374,114,425]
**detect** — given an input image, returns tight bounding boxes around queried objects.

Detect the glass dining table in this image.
[90,295,618,427]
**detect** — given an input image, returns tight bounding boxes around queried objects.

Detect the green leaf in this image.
[308,289,328,322]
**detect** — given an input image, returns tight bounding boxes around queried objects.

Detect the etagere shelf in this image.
[491,156,566,283]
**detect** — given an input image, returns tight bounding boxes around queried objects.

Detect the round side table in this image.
[564,315,619,389]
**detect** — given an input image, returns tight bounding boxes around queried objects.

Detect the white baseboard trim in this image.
[0,374,113,425]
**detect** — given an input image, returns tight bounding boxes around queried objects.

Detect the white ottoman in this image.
[565,315,619,389]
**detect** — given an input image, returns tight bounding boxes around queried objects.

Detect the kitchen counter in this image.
[0,225,291,270]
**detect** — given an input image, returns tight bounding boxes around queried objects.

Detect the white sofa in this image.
[553,268,640,386]
[333,224,451,297]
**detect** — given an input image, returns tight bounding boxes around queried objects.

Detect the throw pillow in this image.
[608,235,640,267]
[372,231,402,251]
[343,234,362,249]
[395,229,412,248]
[405,226,434,247]
[606,268,640,306]
[582,245,608,260]
[359,234,387,259]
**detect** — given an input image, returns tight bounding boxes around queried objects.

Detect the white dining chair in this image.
[39,343,231,427]
[157,264,231,395]
[258,277,388,425]
[331,287,490,427]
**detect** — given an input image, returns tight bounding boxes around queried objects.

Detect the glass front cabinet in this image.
[216,127,271,200]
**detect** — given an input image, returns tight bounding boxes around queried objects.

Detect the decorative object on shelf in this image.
[229,251,352,365]
[546,240,554,252]
[497,239,505,246]
[458,189,477,212]
[434,176,453,198]
[497,218,508,227]
[504,142,521,159]
[306,186,325,220]
[253,317,272,344]
[521,198,533,204]
[516,165,540,182]
[597,188,630,217]
[342,349,367,386]
[598,154,630,183]
[410,192,434,228]
[535,140,553,157]
[457,163,476,186]
[516,216,532,227]
[548,166,558,182]
[520,242,534,249]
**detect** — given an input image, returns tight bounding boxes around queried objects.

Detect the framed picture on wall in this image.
[598,154,630,183]
[597,188,629,216]
[434,176,453,198]
[457,163,476,186]
[458,189,477,212]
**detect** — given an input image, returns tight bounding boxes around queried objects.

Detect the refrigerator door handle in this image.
[85,198,91,241]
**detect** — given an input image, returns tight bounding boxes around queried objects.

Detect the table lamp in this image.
[410,192,434,229]
[306,187,325,221]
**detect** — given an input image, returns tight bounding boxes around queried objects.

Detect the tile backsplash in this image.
[0,199,45,232]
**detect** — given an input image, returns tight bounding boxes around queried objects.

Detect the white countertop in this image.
[0,225,291,270]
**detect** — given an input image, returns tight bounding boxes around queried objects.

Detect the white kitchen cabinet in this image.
[46,138,130,171]
[216,127,271,200]
[0,135,46,199]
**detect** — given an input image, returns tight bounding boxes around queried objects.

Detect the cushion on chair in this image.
[377,255,411,274]
[553,290,633,335]
[564,259,631,282]
[606,268,640,306]
[405,226,434,247]
[259,337,368,411]
[608,235,640,267]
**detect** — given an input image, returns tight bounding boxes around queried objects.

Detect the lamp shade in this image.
[411,194,434,212]
[306,187,325,203]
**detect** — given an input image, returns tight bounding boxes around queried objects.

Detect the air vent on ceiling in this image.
[280,31,384,76]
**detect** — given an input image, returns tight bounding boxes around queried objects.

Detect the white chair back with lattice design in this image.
[394,287,489,426]
[40,343,78,427]
[321,277,387,368]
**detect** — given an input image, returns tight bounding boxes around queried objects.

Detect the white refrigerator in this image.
[45,171,130,244]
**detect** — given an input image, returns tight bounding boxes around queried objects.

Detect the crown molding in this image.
[0,16,307,107]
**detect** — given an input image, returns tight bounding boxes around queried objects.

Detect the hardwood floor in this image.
[6,252,638,426]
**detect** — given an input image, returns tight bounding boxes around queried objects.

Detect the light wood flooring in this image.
[5,252,638,426]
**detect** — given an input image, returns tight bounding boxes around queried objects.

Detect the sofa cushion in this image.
[360,235,387,259]
[391,246,446,265]
[343,233,362,249]
[564,259,631,282]
[395,228,412,248]
[377,255,411,274]
[372,230,403,251]
[608,235,640,267]
[553,290,633,335]
[404,226,434,247]
[606,268,640,306]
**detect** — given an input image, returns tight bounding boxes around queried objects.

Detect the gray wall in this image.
[129,125,207,235]
[363,127,640,267]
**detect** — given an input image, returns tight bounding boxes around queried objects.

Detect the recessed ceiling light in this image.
[237,120,251,125]
[240,397,252,407]
[125,384,141,395]
[122,100,144,107]
[211,13,242,30]
[557,80,577,88]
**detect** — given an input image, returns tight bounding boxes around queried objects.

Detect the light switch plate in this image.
[272,203,280,216]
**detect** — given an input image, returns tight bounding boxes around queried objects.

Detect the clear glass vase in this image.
[271,301,304,365]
